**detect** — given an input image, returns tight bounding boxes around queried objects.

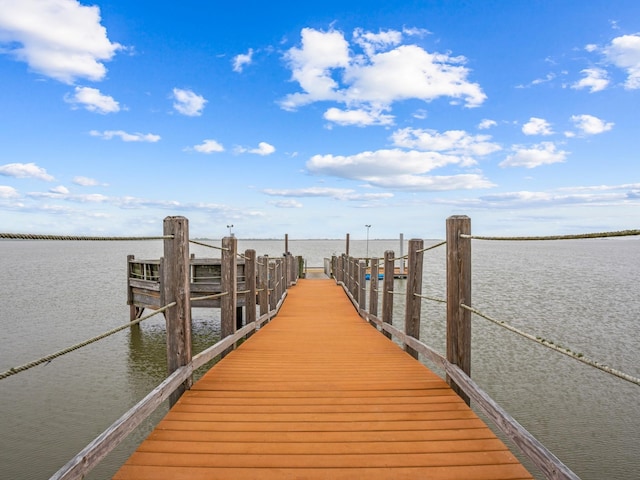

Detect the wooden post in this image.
[405,239,424,359]
[245,249,256,331]
[127,254,137,323]
[221,235,237,356]
[285,233,289,255]
[369,257,379,321]
[297,255,304,279]
[382,250,394,339]
[446,215,472,405]
[345,233,350,256]
[257,255,268,318]
[162,216,192,406]
[358,260,366,311]
[268,261,276,311]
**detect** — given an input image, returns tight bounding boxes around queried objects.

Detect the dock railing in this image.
[0,216,299,480]
[332,215,640,479]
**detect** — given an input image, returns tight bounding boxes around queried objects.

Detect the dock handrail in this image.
[330,215,640,480]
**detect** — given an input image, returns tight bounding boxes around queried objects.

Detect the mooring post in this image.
[358,260,366,312]
[257,255,268,318]
[405,239,424,359]
[221,235,237,357]
[446,215,472,405]
[162,216,192,406]
[369,257,379,322]
[382,250,394,339]
[245,249,257,332]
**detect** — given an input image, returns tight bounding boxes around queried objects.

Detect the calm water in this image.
[0,237,638,479]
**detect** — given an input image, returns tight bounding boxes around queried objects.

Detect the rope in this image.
[188,239,229,251]
[460,304,640,387]
[415,293,447,304]
[461,229,640,241]
[0,233,172,241]
[0,303,176,381]
[417,240,447,253]
[190,292,228,302]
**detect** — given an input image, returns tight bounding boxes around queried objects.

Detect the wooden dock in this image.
[114,278,533,480]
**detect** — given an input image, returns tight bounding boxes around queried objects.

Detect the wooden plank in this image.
[114,279,533,480]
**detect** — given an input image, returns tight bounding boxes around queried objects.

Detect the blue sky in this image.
[1,0,639,239]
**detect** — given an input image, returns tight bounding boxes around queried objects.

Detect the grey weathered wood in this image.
[345,233,350,256]
[49,364,193,480]
[268,260,276,311]
[369,257,379,321]
[404,239,424,359]
[220,236,237,356]
[162,216,192,406]
[446,215,472,405]
[358,260,366,312]
[257,255,268,317]
[382,250,394,339]
[244,249,257,331]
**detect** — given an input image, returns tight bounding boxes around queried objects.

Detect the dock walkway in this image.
[114,279,533,480]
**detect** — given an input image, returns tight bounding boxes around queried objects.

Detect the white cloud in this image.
[391,128,501,158]
[500,142,568,168]
[192,139,225,153]
[269,199,303,208]
[172,88,207,116]
[64,86,120,114]
[323,107,394,127]
[232,48,254,73]
[281,28,350,109]
[0,185,19,198]
[90,130,161,142]
[522,117,553,136]
[73,176,101,186]
[280,27,486,121]
[307,149,494,191]
[0,162,54,181]
[571,68,609,93]
[478,119,497,130]
[0,0,122,83]
[570,114,614,135]
[50,185,69,194]
[603,33,640,89]
[263,187,394,201]
[237,142,276,156]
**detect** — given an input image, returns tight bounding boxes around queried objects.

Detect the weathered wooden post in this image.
[369,257,379,322]
[446,215,472,405]
[358,260,366,311]
[162,216,192,405]
[268,260,276,311]
[298,255,304,279]
[345,233,350,256]
[257,255,268,319]
[405,239,424,359]
[245,249,257,331]
[221,235,237,356]
[382,250,394,339]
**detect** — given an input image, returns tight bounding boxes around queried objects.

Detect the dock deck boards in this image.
[114,279,533,480]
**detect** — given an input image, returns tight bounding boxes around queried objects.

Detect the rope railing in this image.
[415,293,447,304]
[188,239,229,251]
[417,240,447,253]
[190,292,228,302]
[0,303,176,381]
[461,229,640,241]
[0,233,173,241]
[460,303,640,387]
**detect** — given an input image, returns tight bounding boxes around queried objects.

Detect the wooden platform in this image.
[114,279,533,480]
